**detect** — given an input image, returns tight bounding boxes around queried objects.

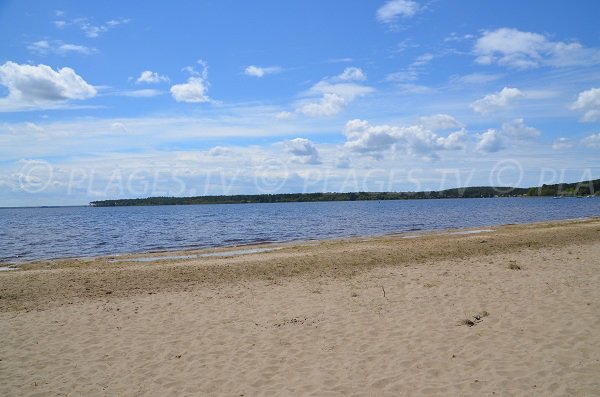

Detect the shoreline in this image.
[1,216,599,310]
[2,215,599,267]
[1,217,599,395]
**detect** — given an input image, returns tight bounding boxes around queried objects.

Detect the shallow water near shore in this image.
[1,197,599,263]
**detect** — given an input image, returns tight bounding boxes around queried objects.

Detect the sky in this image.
[1,0,599,206]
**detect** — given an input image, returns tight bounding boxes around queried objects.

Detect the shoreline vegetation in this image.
[89,178,599,207]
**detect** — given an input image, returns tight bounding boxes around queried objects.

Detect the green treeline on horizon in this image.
[89,178,600,207]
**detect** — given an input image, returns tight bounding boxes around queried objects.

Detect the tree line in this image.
[89,179,598,207]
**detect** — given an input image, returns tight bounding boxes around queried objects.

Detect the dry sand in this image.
[1,218,599,396]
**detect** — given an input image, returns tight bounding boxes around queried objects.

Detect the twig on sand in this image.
[381,286,386,298]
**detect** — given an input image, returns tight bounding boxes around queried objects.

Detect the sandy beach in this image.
[1,218,599,396]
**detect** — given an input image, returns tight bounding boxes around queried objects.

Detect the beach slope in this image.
[1,219,599,396]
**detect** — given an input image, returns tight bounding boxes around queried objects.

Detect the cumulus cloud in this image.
[297,93,346,117]
[581,133,600,149]
[284,138,321,164]
[170,60,210,103]
[27,40,96,56]
[474,28,600,69]
[376,0,420,24]
[336,67,366,82]
[0,61,96,110]
[570,88,600,122]
[470,87,523,114]
[244,65,282,78]
[207,146,231,156]
[296,75,374,117]
[418,114,463,130]
[171,78,209,103]
[475,119,539,152]
[342,118,466,159]
[501,118,540,139]
[476,129,504,152]
[136,70,169,84]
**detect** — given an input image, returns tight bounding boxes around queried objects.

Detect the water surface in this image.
[1,197,599,263]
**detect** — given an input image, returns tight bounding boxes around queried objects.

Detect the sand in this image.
[1,218,599,396]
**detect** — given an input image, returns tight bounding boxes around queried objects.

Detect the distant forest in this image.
[89,178,599,207]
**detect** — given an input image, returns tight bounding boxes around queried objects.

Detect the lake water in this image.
[1,197,599,263]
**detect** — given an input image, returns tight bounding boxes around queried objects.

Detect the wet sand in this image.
[1,218,599,396]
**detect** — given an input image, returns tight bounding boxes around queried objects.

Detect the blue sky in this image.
[1,0,599,206]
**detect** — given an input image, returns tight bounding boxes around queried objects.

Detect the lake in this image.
[1,197,599,263]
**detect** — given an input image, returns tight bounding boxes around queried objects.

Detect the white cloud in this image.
[171,78,209,103]
[476,129,504,153]
[444,32,475,43]
[244,65,282,78]
[570,88,600,122]
[80,18,130,38]
[501,118,540,139]
[53,17,130,38]
[136,70,169,84]
[170,60,210,103]
[418,114,463,130]
[284,138,321,164]
[274,111,293,120]
[27,40,96,56]
[310,81,373,99]
[0,61,96,110]
[343,119,396,155]
[552,137,573,150]
[298,93,346,117]
[475,119,539,153]
[474,28,600,69]
[296,77,374,118]
[343,118,466,158]
[470,87,523,114]
[336,67,366,82]
[581,133,600,149]
[376,0,420,24]
[207,146,231,156]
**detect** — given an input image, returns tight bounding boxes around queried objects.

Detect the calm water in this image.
[1,197,599,263]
